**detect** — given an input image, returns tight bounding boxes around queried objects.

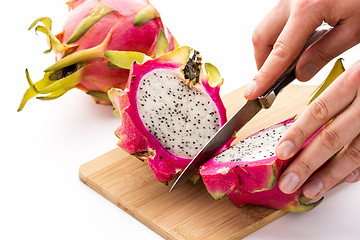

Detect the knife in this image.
[170,28,330,192]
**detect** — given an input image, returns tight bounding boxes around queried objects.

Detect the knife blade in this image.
[170,27,330,192]
[170,67,296,192]
[170,99,263,191]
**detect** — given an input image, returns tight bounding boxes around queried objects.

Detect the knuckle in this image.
[308,98,329,122]
[293,0,326,24]
[319,128,343,151]
[255,66,271,84]
[296,158,313,176]
[295,0,321,11]
[288,125,307,142]
[272,39,289,59]
[321,168,337,186]
[295,0,313,12]
[252,29,262,47]
[337,60,360,92]
[344,144,360,166]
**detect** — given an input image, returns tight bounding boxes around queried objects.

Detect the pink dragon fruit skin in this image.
[111,89,148,154]
[18,0,177,111]
[200,118,324,212]
[62,0,177,53]
[108,47,227,183]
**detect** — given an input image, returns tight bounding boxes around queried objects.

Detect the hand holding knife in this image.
[170,26,330,192]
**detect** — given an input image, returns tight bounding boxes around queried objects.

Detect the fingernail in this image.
[345,169,360,183]
[276,140,295,160]
[298,63,318,81]
[303,178,323,198]
[244,80,257,98]
[279,172,300,194]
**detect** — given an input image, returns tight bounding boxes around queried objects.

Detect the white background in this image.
[2,0,360,239]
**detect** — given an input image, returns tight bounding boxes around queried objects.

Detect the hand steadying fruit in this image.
[245,0,360,199]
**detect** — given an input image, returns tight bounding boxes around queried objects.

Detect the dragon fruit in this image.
[199,59,345,212]
[107,46,227,184]
[200,118,325,212]
[18,0,178,111]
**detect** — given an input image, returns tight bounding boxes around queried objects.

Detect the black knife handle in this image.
[258,25,331,109]
[272,67,296,96]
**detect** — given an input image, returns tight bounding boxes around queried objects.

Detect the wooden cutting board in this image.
[79,84,318,240]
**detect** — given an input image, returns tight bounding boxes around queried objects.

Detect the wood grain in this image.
[79,84,317,240]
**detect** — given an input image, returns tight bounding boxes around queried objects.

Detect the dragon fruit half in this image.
[199,118,325,212]
[107,46,228,183]
[18,0,177,111]
[199,59,345,212]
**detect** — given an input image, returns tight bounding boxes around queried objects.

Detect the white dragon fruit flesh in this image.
[108,46,228,183]
[200,118,325,212]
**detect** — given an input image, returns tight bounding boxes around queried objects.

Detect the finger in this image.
[344,167,360,183]
[277,65,360,195]
[278,93,360,195]
[296,19,360,81]
[276,62,359,161]
[245,3,323,100]
[302,134,360,198]
[253,2,290,69]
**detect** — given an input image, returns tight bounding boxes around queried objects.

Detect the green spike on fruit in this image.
[86,91,110,102]
[44,31,111,72]
[67,2,114,44]
[155,29,169,58]
[104,51,148,69]
[35,69,83,94]
[18,67,84,112]
[205,63,224,87]
[29,17,72,54]
[36,88,71,101]
[28,17,52,31]
[157,46,191,67]
[133,4,160,26]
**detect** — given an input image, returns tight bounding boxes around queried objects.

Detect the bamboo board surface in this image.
[79,84,318,240]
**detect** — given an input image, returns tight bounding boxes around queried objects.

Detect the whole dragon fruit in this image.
[18,0,178,111]
[107,46,228,184]
[199,118,325,212]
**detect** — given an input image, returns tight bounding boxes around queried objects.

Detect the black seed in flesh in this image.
[214,123,292,163]
[136,68,221,159]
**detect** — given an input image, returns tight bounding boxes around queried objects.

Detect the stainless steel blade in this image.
[170,99,262,191]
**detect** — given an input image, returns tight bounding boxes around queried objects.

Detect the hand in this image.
[246,0,360,98]
[276,62,360,198]
[248,0,360,198]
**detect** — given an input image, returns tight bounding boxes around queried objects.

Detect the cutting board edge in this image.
[230,210,288,240]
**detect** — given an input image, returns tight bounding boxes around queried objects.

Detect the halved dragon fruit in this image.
[200,118,324,212]
[199,58,345,212]
[108,46,228,183]
[18,0,177,111]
